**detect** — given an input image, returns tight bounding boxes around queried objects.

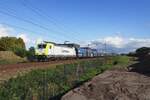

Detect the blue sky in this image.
[0,0,150,52]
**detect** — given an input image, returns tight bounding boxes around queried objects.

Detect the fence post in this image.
[64,64,66,77]
[42,70,48,100]
[76,63,80,81]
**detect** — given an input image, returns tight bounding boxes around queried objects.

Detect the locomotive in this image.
[35,41,100,61]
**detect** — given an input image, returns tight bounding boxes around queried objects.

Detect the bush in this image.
[26,47,35,61]
[14,48,27,58]
[113,61,118,65]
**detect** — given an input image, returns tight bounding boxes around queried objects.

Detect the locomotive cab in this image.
[35,42,54,60]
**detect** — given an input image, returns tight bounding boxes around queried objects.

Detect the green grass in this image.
[0,56,130,100]
[112,56,130,65]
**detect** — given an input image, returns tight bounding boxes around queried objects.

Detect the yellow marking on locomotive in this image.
[44,43,54,56]
[35,43,54,56]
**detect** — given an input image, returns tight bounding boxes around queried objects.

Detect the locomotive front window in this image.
[38,44,46,49]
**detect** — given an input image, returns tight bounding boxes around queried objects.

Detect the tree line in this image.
[128,47,150,58]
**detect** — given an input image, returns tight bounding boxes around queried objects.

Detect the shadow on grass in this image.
[48,82,82,100]
[49,78,96,100]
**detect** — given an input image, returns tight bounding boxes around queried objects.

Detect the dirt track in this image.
[62,57,150,100]
[0,58,97,81]
[62,69,150,100]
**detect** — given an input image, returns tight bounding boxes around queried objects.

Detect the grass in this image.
[0,51,26,65]
[0,59,26,65]
[0,56,130,100]
[112,56,130,65]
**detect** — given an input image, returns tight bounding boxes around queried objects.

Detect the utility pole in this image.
[104,40,107,64]
[87,44,90,57]
[88,44,90,47]
[95,43,98,57]
[104,40,107,56]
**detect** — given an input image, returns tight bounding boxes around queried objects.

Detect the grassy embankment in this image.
[0,51,26,65]
[0,56,130,100]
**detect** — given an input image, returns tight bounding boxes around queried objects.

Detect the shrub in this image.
[26,47,35,61]
[14,48,27,58]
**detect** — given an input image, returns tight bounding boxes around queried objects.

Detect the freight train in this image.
[35,41,101,61]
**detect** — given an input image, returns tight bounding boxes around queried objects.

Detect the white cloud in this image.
[36,38,43,44]
[89,36,126,48]
[0,24,150,52]
[129,38,150,48]
[0,24,34,48]
[17,34,30,43]
[0,24,13,37]
[79,41,91,47]
[104,36,125,48]
[82,36,150,53]
[0,24,32,44]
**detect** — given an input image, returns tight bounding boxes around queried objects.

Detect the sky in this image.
[0,0,150,53]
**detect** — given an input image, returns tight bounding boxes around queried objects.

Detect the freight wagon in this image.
[78,47,93,57]
[91,49,98,57]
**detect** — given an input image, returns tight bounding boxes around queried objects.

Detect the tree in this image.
[0,37,26,51]
[27,47,35,61]
[0,36,26,57]
[128,52,136,57]
[136,47,150,58]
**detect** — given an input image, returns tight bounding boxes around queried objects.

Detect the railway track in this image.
[0,58,100,82]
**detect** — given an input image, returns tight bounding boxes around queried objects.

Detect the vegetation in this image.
[0,37,25,51]
[14,48,27,58]
[27,47,36,61]
[112,56,130,65]
[128,47,150,58]
[0,51,26,65]
[135,47,150,58]
[0,37,36,64]
[0,56,130,100]
[0,37,27,57]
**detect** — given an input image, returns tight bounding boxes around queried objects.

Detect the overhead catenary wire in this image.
[0,10,52,31]
[20,0,81,41]
[0,9,74,41]
[0,5,66,40]
[0,22,73,50]
[21,0,63,30]
[0,23,69,51]
[0,4,49,27]
[1,23,67,41]
[2,23,41,34]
